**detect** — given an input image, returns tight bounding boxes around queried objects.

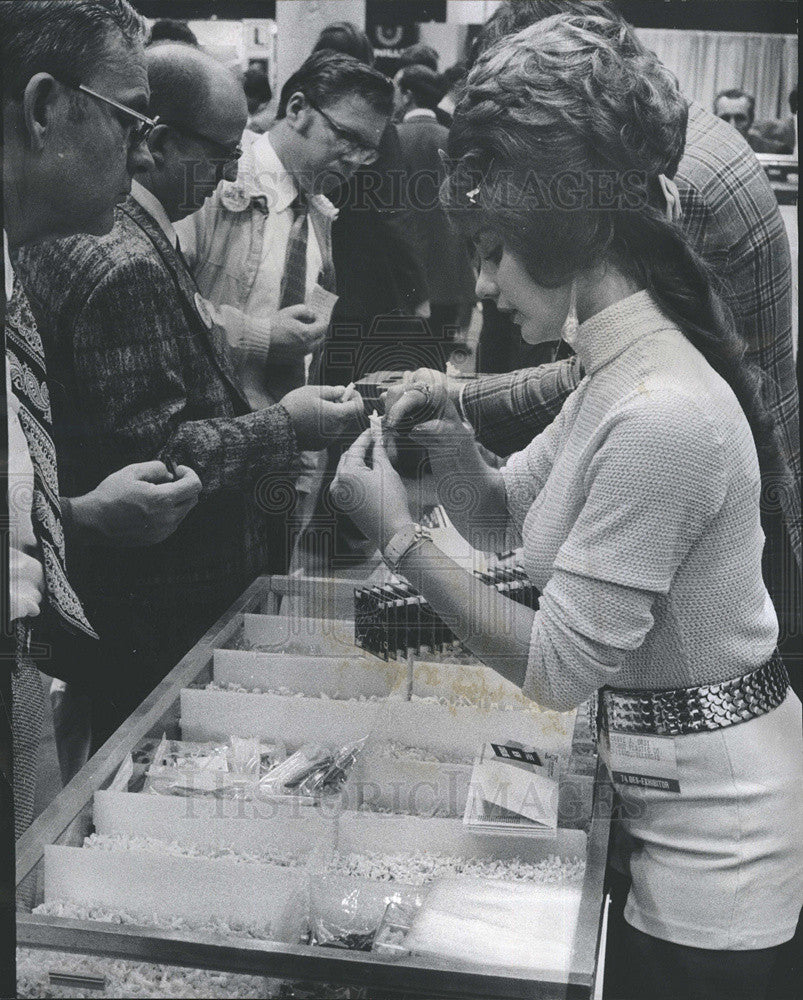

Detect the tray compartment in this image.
[93,790,338,856]
[43,844,306,940]
[213,648,407,699]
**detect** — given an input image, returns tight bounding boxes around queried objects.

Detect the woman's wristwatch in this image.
[382,523,432,574]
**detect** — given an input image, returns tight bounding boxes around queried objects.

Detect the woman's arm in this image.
[332,431,627,710]
[395,542,637,711]
[395,538,533,690]
[335,391,731,711]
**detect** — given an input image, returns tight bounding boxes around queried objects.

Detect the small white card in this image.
[607,731,680,793]
[305,283,339,326]
[464,742,560,835]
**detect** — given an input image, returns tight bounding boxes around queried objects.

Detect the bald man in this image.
[15,44,364,745]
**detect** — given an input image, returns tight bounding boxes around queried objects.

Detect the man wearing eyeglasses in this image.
[176,50,394,411]
[14,41,365,755]
[3,1,206,841]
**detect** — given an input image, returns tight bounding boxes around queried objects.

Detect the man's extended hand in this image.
[66,462,202,546]
[280,384,365,450]
[269,305,328,361]
[383,368,461,429]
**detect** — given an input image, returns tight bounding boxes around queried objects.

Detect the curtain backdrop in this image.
[635,29,798,122]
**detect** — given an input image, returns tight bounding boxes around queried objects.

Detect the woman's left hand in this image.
[330,429,414,549]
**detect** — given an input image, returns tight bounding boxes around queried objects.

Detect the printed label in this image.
[607,731,680,794]
[491,742,542,766]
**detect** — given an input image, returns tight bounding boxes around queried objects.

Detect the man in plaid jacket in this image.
[15,45,364,746]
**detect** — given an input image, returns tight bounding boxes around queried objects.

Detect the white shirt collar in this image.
[131,180,178,248]
[217,129,338,220]
[4,230,14,300]
[438,94,456,115]
[249,131,299,213]
[404,108,438,121]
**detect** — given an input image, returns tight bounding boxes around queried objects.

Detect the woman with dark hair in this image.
[333,14,802,999]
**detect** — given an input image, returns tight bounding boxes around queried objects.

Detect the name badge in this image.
[606,731,680,793]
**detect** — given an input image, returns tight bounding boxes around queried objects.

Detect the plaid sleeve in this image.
[678,108,800,571]
[461,357,582,458]
[72,257,298,495]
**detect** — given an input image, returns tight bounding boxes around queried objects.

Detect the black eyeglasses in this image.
[304,95,380,163]
[162,121,243,162]
[72,83,160,146]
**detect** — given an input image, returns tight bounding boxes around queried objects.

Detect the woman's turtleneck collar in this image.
[573,289,677,376]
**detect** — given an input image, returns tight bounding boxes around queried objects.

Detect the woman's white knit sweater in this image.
[501,290,778,711]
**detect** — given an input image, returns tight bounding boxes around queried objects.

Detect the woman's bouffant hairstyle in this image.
[469,0,617,67]
[447,13,790,493]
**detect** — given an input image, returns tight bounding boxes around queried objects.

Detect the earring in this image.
[560,281,579,348]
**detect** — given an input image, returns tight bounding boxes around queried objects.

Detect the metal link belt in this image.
[599,651,789,737]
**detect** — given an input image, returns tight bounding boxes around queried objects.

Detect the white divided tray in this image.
[404,878,584,974]
[335,811,587,860]
[213,648,408,699]
[180,688,573,755]
[375,699,575,758]
[19,574,609,1000]
[43,844,306,940]
[412,659,535,710]
[241,614,357,655]
[350,751,473,817]
[180,688,383,746]
[310,815,586,962]
[214,647,549,708]
[351,748,593,828]
[93,789,338,855]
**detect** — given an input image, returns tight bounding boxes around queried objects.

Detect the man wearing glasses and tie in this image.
[175,50,394,412]
[3,0,206,843]
[174,50,394,578]
[14,41,365,757]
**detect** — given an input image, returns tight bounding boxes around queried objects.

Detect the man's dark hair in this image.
[397,65,443,111]
[147,18,198,47]
[397,42,439,72]
[313,21,375,66]
[277,51,393,120]
[1,0,145,99]
[469,0,619,66]
[242,66,272,106]
[715,88,755,122]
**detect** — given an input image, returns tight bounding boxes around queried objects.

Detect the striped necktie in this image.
[5,278,97,638]
[279,193,309,309]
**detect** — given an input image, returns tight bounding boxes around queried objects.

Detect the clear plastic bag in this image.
[144,735,285,798]
[258,738,367,801]
[309,876,424,954]
[372,897,422,958]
